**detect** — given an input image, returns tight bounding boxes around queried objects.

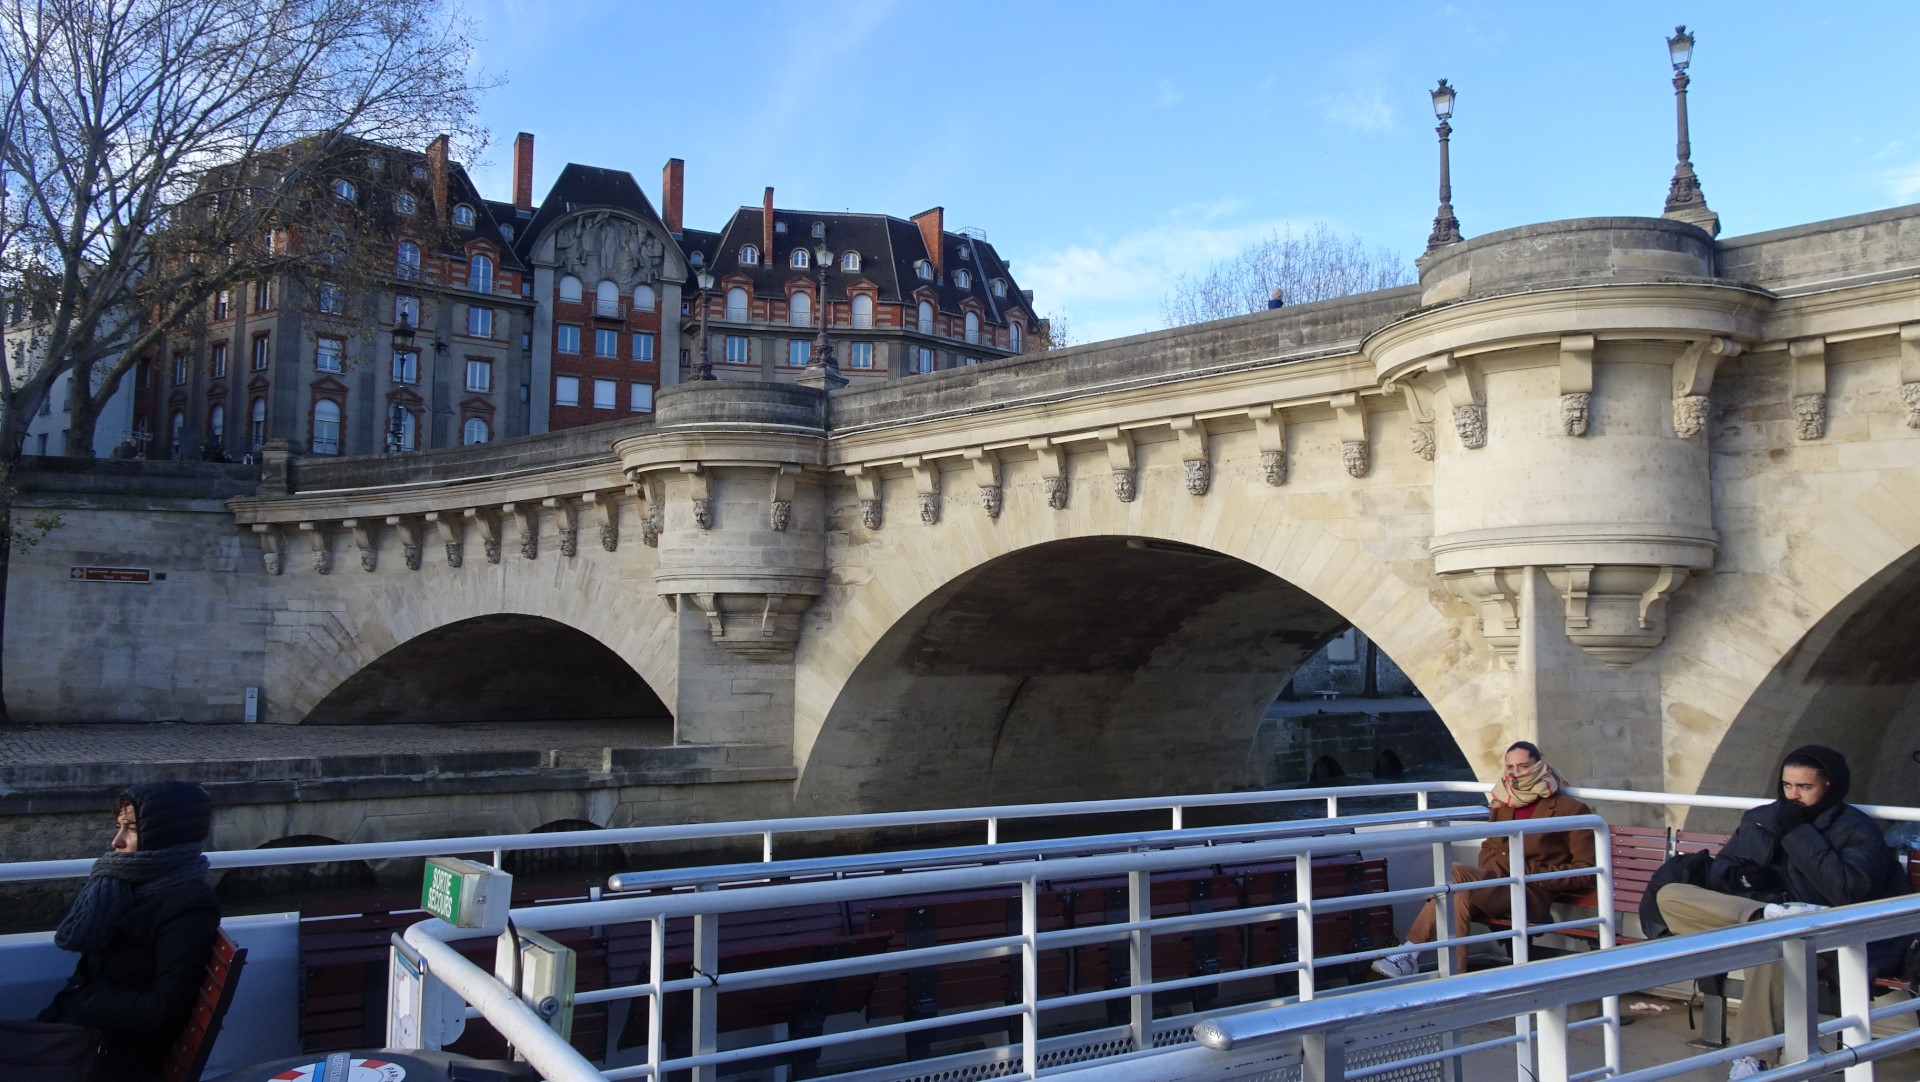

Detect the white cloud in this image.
[1154,78,1184,109]
[1886,163,1920,204]
[1318,87,1394,134]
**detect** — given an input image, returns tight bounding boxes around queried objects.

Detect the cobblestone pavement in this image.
[0,719,672,765]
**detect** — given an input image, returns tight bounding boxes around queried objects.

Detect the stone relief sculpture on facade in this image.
[1903,383,1920,428]
[445,543,463,568]
[552,211,668,292]
[519,534,537,560]
[1673,395,1710,438]
[979,485,1003,517]
[1792,393,1826,441]
[1408,423,1436,461]
[262,551,282,575]
[558,527,578,558]
[1341,440,1369,478]
[312,551,330,574]
[1111,470,1135,502]
[918,493,939,525]
[1260,450,1286,486]
[1044,476,1069,510]
[1183,460,1210,496]
[769,500,792,531]
[402,544,422,571]
[359,549,377,572]
[1560,393,1591,437]
[483,539,501,564]
[1451,402,1487,449]
[643,501,663,547]
[599,522,618,551]
[691,499,713,530]
[860,500,882,530]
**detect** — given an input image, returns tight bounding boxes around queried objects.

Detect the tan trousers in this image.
[1657,883,1777,1051]
[1404,863,1515,971]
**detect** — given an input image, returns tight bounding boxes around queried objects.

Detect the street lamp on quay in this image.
[1426,78,1462,251]
[806,237,845,388]
[693,267,716,381]
[1661,25,1719,235]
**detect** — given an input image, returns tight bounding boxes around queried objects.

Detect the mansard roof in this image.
[512,164,675,267]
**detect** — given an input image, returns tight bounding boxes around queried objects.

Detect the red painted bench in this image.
[160,927,246,1082]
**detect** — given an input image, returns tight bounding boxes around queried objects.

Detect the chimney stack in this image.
[661,158,685,235]
[762,187,775,262]
[912,207,945,278]
[513,132,534,212]
[426,135,449,222]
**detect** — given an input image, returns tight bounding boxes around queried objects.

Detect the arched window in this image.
[725,286,749,322]
[633,284,656,313]
[395,240,420,279]
[841,251,860,272]
[851,294,874,329]
[208,404,225,442]
[991,278,1007,298]
[468,253,494,294]
[1009,322,1022,352]
[964,312,981,344]
[955,269,971,289]
[790,248,809,269]
[558,275,583,303]
[453,204,474,226]
[788,291,811,328]
[914,260,933,280]
[917,300,934,334]
[395,407,417,452]
[169,411,185,456]
[311,399,341,455]
[595,279,619,318]
[333,179,355,201]
[249,398,266,448]
[394,193,415,215]
[464,418,489,444]
[740,244,759,266]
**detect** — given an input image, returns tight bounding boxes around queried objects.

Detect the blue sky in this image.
[462,1,1920,344]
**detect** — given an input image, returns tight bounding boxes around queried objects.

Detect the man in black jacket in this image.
[1656,745,1905,1080]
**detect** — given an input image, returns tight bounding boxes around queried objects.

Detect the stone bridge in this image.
[15,209,1920,836]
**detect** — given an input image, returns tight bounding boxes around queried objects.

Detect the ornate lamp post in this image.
[1426,79,1462,251]
[388,315,415,453]
[804,238,845,388]
[694,267,716,381]
[1661,25,1719,235]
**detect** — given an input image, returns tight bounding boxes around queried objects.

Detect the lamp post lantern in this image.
[802,238,845,389]
[1661,25,1719,235]
[1426,79,1462,251]
[694,267,716,381]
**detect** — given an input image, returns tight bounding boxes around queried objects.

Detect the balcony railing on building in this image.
[591,299,626,320]
[852,312,875,329]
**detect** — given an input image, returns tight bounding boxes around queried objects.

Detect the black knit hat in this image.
[118,780,212,851]
[1780,744,1851,812]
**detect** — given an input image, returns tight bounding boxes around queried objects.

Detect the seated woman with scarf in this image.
[37,780,220,1081]
[1372,741,1597,978]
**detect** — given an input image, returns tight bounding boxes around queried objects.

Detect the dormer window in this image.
[740,244,759,266]
[959,245,972,259]
[395,193,416,215]
[689,250,704,268]
[411,164,428,180]
[954,269,971,289]
[790,249,809,269]
[333,179,355,201]
[914,260,933,280]
[500,223,514,241]
[774,221,788,234]
[811,221,826,239]
[841,251,860,272]
[990,278,1007,298]
[366,154,384,171]
[453,204,474,226]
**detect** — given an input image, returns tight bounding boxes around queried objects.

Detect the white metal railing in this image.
[1174,896,1920,1082]
[852,313,874,329]
[593,300,626,319]
[966,328,981,344]
[400,813,1611,1081]
[723,306,748,322]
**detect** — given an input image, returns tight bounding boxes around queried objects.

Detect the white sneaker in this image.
[1370,951,1418,979]
[1763,901,1828,920]
[1727,1055,1764,1080]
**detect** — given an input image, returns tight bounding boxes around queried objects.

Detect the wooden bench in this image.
[160,927,246,1082]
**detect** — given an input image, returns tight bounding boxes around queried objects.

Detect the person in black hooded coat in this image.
[37,780,221,1082]
[1657,745,1905,1079]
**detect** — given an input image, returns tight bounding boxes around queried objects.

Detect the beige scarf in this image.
[1490,758,1567,809]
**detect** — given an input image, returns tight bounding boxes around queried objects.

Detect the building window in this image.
[964,357,980,366]
[594,328,618,357]
[467,306,493,338]
[725,335,750,364]
[555,375,580,407]
[964,312,980,344]
[396,240,421,279]
[633,284,655,313]
[739,244,758,266]
[411,164,427,179]
[213,290,230,320]
[394,294,419,328]
[633,333,655,361]
[468,254,493,294]
[1010,323,1023,351]
[991,278,1007,298]
[389,406,417,452]
[558,275,583,303]
[318,281,345,314]
[955,269,971,289]
[209,343,227,378]
[790,249,809,269]
[595,279,620,318]
[395,193,415,215]
[391,348,418,384]
[917,300,934,334]
[208,404,225,442]
[788,340,810,367]
[630,382,653,412]
[333,179,355,201]
[592,378,616,409]
[252,280,272,311]
[463,417,489,444]
[725,287,749,322]
[169,411,185,455]
[466,358,492,392]
[914,260,933,280]
[251,334,271,371]
[842,251,860,272]
[788,292,811,328]
[557,324,580,354]
[137,359,151,389]
[453,204,474,226]
[171,353,187,385]
[316,336,343,372]
[851,294,873,329]
[848,341,873,369]
[915,347,933,373]
[249,398,266,449]
[311,399,341,455]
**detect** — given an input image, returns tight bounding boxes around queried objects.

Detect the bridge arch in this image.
[794,444,1509,812]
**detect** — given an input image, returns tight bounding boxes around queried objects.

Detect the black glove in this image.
[1757,799,1807,835]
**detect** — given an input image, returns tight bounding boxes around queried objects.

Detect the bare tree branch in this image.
[1161,224,1414,328]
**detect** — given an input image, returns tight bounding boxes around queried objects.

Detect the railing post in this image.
[647,916,666,1079]
[1128,869,1153,1051]
[1837,942,1874,1082]
[1431,834,1455,978]
[1594,825,1622,1079]
[987,817,999,845]
[1325,795,1338,819]
[1507,828,1532,1075]
[1303,1028,1346,1082]
[691,903,719,1082]
[1781,936,1820,1067]
[1295,852,1317,1000]
[762,831,774,863]
[1534,1005,1571,1082]
[1171,805,1184,831]
[1021,877,1039,1077]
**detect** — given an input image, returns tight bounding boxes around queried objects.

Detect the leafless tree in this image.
[0,0,490,720]
[1160,224,1413,327]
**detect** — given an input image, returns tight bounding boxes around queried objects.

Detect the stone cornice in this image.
[230,460,625,525]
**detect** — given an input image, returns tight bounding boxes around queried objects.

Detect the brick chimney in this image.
[762,187,775,262]
[513,132,534,212]
[661,158,684,235]
[426,135,449,222]
[912,206,945,278]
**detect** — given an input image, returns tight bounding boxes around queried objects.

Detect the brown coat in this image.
[1474,792,1599,917]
